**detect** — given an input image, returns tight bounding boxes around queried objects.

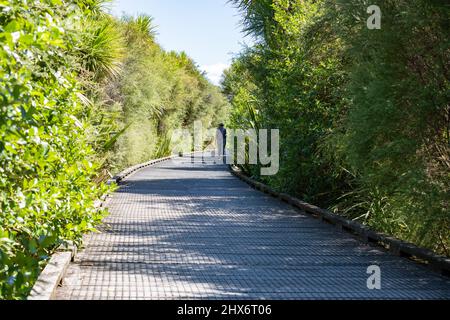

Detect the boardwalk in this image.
[56,155,450,300]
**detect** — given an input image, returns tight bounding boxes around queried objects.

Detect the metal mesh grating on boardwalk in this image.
[55,155,450,300]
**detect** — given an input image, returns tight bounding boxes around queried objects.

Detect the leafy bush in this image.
[0,0,108,299]
[225,0,449,255]
[331,0,450,254]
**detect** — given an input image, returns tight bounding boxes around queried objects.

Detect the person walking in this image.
[216,123,227,163]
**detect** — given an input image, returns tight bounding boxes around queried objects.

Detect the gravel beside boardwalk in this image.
[55,155,450,300]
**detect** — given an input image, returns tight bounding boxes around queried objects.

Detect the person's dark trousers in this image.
[222,144,226,164]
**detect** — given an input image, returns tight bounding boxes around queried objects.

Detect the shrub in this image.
[0,0,108,299]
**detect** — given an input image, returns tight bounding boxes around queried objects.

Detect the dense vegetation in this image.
[1,0,448,300]
[0,0,228,299]
[224,0,449,256]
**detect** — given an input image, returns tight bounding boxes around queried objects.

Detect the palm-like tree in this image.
[229,0,275,40]
[121,14,157,46]
[78,16,124,81]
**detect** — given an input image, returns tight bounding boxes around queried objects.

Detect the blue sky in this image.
[109,0,251,85]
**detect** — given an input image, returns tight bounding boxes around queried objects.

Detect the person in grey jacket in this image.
[216,123,227,163]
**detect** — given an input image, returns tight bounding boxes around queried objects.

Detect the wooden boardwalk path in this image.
[56,155,450,300]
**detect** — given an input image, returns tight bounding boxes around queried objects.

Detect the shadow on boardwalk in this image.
[56,157,450,300]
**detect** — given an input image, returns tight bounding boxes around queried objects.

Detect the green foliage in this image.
[225,0,449,255]
[101,16,229,171]
[77,17,124,80]
[332,0,450,254]
[0,0,108,299]
[0,1,230,299]
[225,0,347,202]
